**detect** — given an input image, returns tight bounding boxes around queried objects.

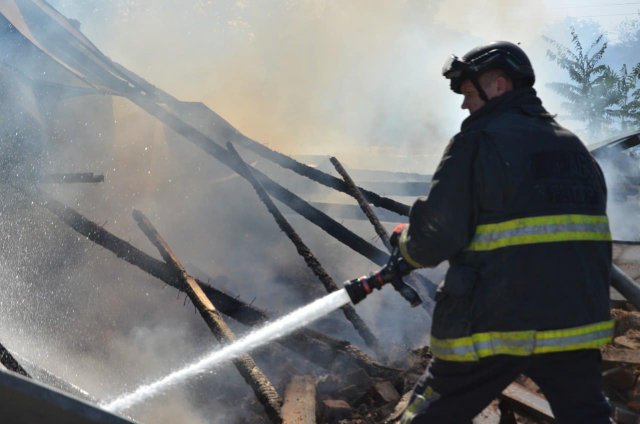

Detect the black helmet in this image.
[442,41,535,94]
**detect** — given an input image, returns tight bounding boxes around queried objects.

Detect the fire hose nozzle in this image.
[344,275,378,305]
[344,266,423,307]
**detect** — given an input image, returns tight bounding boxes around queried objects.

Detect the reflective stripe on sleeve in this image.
[399,224,426,268]
[468,214,611,251]
[430,320,614,361]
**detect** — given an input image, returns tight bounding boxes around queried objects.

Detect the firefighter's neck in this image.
[460,73,513,114]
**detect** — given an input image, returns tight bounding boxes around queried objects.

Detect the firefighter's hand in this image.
[388,247,415,277]
[389,223,408,248]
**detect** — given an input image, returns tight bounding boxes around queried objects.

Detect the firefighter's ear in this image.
[494,75,513,95]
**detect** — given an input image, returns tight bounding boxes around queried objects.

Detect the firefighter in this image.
[394,41,613,423]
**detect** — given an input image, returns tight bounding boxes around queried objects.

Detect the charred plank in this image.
[132,210,282,423]
[0,341,30,378]
[282,375,316,424]
[330,156,391,251]
[226,143,382,356]
[39,173,104,184]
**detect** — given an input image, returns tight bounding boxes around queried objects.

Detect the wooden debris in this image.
[226,143,383,356]
[330,155,429,314]
[319,399,352,422]
[612,309,640,336]
[602,365,637,393]
[500,382,554,421]
[303,202,403,224]
[612,402,640,424]
[387,391,412,422]
[371,381,401,405]
[0,341,30,378]
[132,210,282,424]
[39,172,104,184]
[330,156,392,251]
[472,400,501,424]
[614,333,640,350]
[231,128,411,216]
[282,375,316,424]
[32,189,400,382]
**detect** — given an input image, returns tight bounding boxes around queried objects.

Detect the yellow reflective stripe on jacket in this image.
[399,224,425,268]
[468,214,611,251]
[430,320,614,362]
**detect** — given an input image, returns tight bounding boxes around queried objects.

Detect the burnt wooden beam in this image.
[125,94,388,266]
[301,203,404,224]
[330,157,430,311]
[39,173,104,184]
[226,143,383,356]
[281,375,316,424]
[330,156,392,251]
[231,136,411,216]
[350,181,430,197]
[32,191,399,381]
[132,210,282,423]
[0,341,30,378]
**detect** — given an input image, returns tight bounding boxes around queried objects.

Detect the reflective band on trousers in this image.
[430,320,614,362]
[468,214,611,252]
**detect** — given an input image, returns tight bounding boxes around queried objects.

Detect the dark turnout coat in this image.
[399,88,613,362]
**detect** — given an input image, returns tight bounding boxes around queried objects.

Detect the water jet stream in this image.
[101,289,352,412]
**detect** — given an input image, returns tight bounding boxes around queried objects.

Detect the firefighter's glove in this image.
[389,223,408,248]
[385,247,422,307]
[387,246,415,279]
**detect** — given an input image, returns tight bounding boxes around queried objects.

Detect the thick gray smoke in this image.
[1,1,633,423]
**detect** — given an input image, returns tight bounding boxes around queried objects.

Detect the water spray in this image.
[101,252,421,413]
[102,289,352,412]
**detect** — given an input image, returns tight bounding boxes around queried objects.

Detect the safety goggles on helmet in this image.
[442,49,507,79]
[442,55,467,79]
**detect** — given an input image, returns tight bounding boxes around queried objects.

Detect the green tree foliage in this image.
[607,64,640,130]
[545,28,640,135]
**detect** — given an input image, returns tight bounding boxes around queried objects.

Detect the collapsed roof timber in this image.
[1,1,640,423]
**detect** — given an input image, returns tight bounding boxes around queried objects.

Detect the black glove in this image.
[385,246,415,279]
[384,247,421,307]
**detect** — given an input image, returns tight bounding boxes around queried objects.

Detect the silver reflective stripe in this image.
[471,336,535,353]
[431,321,614,361]
[472,222,611,243]
[535,328,613,348]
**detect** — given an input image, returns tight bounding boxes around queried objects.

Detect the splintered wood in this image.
[282,376,316,424]
[131,210,282,423]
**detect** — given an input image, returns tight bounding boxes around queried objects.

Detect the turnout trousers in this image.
[400,350,611,424]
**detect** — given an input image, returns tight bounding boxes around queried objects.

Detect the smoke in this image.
[1,1,629,423]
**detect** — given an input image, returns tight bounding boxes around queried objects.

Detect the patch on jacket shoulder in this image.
[532,151,601,205]
[532,151,597,181]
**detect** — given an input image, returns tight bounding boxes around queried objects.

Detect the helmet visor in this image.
[442,55,466,78]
